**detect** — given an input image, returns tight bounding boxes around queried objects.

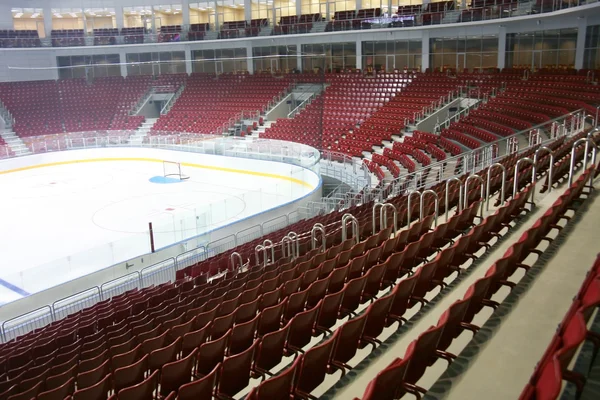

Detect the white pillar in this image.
[498,26,506,70]
[0,5,14,30]
[575,17,587,70]
[421,30,430,72]
[246,44,255,74]
[182,0,191,27]
[115,8,124,30]
[119,51,128,77]
[356,0,362,11]
[185,48,192,74]
[356,38,362,70]
[297,52,303,72]
[296,1,302,18]
[245,0,252,22]
[43,5,53,38]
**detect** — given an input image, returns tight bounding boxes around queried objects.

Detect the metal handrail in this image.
[445,177,463,222]
[513,157,534,198]
[311,223,326,252]
[486,163,506,211]
[420,189,439,227]
[341,214,359,244]
[532,146,555,203]
[230,252,243,271]
[568,138,598,187]
[464,175,484,210]
[380,203,398,235]
[407,190,421,226]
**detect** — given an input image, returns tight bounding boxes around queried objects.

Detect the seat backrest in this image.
[159,348,197,396]
[229,314,259,355]
[254,356,301,400]
[114,354,149,392]
[332,312,368,366]
[210,311,236,341]
[295,336,337,396]
[404,325,443,384]
[181,322,209,356]
[287,301,322,351]
[534,357,562,400]
[255,320,291,374]
[436,297,471,351]
[196,330,230,377]
[258,299,287,337]
[362,291,395,341]
[217,341,258,398]
[117,369,158,400]
[361,357,410,400]
[177,363,220,400]
[72,372,113,400]
[36,377,75,400]
[389,272,419,319]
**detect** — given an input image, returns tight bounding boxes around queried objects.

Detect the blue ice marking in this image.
[149,176,183,184]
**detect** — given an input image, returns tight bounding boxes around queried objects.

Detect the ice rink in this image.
[0,148,319,304]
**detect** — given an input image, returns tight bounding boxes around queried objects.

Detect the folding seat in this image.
[194,330,230,378]
[112,354,148,393]
[258,286,283,311]
[386,272,419,327]
[286,301,323,355]
[283,288,309,323]
[294,335,337,399]
[71,373,112,400]
[117,369,158,400]
[188,307,217,332]
[361,262,387,304]
[555,311,588,395]
[327,264,349,297]
[461,276,495,329]
[247,356,301,400]
[215,341,258,399]
[534,357,562,400]
[340,275,368,318]
[360,356,416,400]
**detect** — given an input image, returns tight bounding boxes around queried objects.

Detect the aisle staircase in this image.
[0,128,31,156]
[128,118,156,145]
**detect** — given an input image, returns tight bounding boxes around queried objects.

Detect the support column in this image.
[115,8,124,30]
[182,0,191,27]
[0,5,14,30]
[356,38,362,71]
[297,52,303,72]
[356,0,362,11]
[119,51,128,77]
[245,0,252,22]
[575,17,587,70]
[498,26,506,70]
[185,48,192,74]
[43,5,53,38]
[421,30,430,72]
[246,44,255,74]
[296,1,302,18]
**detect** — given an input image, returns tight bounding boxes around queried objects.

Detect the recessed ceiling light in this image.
[14,12,23,18]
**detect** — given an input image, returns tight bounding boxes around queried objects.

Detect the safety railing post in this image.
[380,203,398,235]
[568,138,598,187]
[464,175,485,217]
[341,214,359,244]
[486,163,506,211]
[311,223,326,252]
[420,190,439,227]
[372,202,384,236]
[407,190,421,225]
[532,146,555,203]
[254,245,267,268]
[445,177,463,222]
[229,252,243,273]
[514,157,534,200]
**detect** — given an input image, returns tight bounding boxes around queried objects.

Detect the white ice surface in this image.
[0,158,309,302]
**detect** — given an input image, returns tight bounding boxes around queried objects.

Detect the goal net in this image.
[163,161,189,180]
